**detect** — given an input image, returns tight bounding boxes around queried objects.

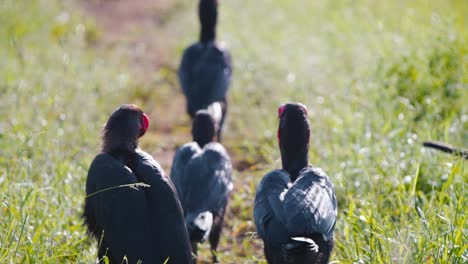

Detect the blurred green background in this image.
[0,0,466,263]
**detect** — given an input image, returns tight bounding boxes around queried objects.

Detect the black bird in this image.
[423,141,468,159]
[178,0,232,141]
[170,110,233,263]
[254,103,337,264]
[83,104,192,264]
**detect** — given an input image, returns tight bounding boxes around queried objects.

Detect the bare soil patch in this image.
[80,0,189,170]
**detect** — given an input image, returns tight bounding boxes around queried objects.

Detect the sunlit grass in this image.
[211,1,467,262]
[195,0,467,262]
[0,0,467,263]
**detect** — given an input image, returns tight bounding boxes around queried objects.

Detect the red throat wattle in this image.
[140,113,149,137]
[277,105,286,141]
[278,105,286,118]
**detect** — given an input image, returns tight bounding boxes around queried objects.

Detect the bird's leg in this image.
[191,241,198,263]
[209,221,221,263]
[209,206,226,263]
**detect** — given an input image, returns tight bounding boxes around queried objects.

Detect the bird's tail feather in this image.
[207,102,223,126]
[187,211,213,243]
[281,235,334,264]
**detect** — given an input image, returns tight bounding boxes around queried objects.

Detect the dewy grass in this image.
[0,0,135,262]
[1,0,467,263]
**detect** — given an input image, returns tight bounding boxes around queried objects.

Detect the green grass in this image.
[177,0,468,263]
[1,0,467,263]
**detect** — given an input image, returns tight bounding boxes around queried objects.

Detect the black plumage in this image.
[83,104,192,264]
[254,103,337,264]
[170,110,233,263]
[178,0,232,141]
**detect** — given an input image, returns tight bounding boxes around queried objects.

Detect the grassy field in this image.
[0,0,467,263]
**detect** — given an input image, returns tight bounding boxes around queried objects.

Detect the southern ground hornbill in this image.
[83,104,192,264]
[178,0,232,141]
[254,103,338,264]
[170,110,233,263]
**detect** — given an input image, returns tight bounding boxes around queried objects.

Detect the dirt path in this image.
[81,0,177,70]
[80,2,263,262]
[81,0,190,171]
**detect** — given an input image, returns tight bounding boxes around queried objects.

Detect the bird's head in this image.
[277,103,310,176]
[102,104,149,155]
[192,110,216,148]
[199,0,218,43]
[277,102,310,146]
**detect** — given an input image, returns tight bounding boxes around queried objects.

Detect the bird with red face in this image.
[83,104,192,264]
[254,103,337,264]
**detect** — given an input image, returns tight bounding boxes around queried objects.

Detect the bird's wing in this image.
[220,46,232,92]
[84,153,153,263]
[254,170,291,242]
[206,45,231,101]
[178,43,201,98]
[283,167,337,241]
[132,149,193,264]
[206,101,224,127]
[181,142,233,215]
[170,142,201,203]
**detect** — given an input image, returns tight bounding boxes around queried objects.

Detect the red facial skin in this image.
[278,105,286,118]
[277,105,286,140]
[140,113,149,138]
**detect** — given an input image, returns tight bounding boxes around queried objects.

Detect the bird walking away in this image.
[423,141,468,159]
[170,110,233,263]
[178,0,232,142]
[254,103,338,264]
[83,104,192,264]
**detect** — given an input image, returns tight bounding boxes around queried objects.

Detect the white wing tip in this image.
[290,237,319,252]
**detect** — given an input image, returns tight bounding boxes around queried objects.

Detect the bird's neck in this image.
[199,1,217,44]
[281,148,308,182]
[103,138,138,165]
[200,25,216,44]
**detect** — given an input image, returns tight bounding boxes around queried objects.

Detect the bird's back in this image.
[84,151,192,264]
[179,42,232,115]
[171,142,232,214]
[84,153,154,263]
[254,167,337,264]
[284,167,337,240]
